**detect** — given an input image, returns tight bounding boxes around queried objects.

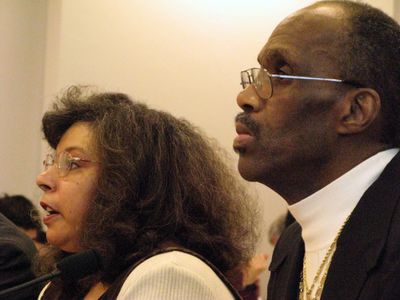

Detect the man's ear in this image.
[337,88,381,134]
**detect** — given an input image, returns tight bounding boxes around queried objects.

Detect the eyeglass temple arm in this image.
[270,74,363,87]
[269,74,343,83]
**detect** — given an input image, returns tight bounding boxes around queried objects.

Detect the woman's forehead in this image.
[57,122,97,156]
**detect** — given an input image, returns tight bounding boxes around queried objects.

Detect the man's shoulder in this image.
[0,213,37,259]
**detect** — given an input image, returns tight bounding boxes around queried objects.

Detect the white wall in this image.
[0,0,395,297]
[374,0,394,14]
[0,0,46,200]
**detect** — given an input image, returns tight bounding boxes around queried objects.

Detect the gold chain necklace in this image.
[299,215,350,300]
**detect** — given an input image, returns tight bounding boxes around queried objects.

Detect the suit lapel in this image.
[269,223,304,300]
[284,238,304,300]
[321,152,400,300]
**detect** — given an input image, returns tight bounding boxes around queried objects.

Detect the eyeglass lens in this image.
[254,69,272,99]
[43,154,53,171]
[42,152,71,177]
[241,68,272,99]
[241,72,251,89]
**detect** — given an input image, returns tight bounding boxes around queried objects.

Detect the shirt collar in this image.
[288,148,399,251]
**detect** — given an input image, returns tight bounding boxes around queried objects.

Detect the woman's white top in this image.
[117,250,235,299]
[38,250,235,300]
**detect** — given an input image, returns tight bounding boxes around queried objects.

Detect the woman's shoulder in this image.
[117,250,235,300]
[37,281,55,300]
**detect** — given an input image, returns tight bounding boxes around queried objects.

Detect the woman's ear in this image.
[337,88,381,135]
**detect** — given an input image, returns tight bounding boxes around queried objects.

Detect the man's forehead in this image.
[257,4,347,68]
[291,4,346,22]
[275,3,346,36]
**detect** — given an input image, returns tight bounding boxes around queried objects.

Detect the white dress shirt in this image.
[289,148,399,299]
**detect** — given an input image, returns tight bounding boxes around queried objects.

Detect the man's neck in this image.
[276,144,391,204]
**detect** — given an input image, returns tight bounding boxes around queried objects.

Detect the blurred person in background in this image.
[0,194,47,250]
[240,253,269,300]
[0,209,38,299]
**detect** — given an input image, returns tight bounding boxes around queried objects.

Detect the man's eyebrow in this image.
[257,48,297,69]
[258,48,281,66]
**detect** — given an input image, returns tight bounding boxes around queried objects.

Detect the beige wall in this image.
[0,0,46,199]
[374,0,394,14]
[0,0,395,297]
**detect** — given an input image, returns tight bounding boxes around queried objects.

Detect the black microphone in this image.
[0,249,101,298]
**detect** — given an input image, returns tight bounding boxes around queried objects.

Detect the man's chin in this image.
[237,159,262,182]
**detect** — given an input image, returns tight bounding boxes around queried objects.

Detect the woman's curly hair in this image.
[36,86,258,295]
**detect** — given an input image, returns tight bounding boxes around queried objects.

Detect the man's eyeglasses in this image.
[42,151,97,177]
[240,67,361,100]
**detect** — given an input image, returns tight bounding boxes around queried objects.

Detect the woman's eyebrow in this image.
[59,146,89,157]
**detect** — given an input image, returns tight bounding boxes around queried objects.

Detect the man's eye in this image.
[277,67,294,77]
[277,69,287,75]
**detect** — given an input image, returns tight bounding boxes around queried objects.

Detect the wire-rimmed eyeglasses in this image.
[240,67,361,100]
[42,151,97,177]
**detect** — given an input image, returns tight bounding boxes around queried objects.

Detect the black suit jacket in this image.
[268,152,400,300]
[0,213,38,300]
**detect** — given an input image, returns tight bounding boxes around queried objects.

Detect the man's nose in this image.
[237,85,263,113]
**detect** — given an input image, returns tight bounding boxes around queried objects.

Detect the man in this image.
[234,1,400,299]
[0,194,47,250]
[0,212,38,299]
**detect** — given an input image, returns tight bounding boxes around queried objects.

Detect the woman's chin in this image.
[47,234,81,253]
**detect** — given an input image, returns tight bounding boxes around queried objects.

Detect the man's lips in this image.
[235,122,253,136]
[234,122,255,148]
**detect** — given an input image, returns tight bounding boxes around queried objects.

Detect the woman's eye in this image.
[70,160,80,169]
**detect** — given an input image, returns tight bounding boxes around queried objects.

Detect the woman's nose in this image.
[36,168,56,192]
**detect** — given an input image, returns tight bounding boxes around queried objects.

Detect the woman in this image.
[36,86,258,299]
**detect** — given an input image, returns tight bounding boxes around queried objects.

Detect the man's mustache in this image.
[235,113,260,137]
